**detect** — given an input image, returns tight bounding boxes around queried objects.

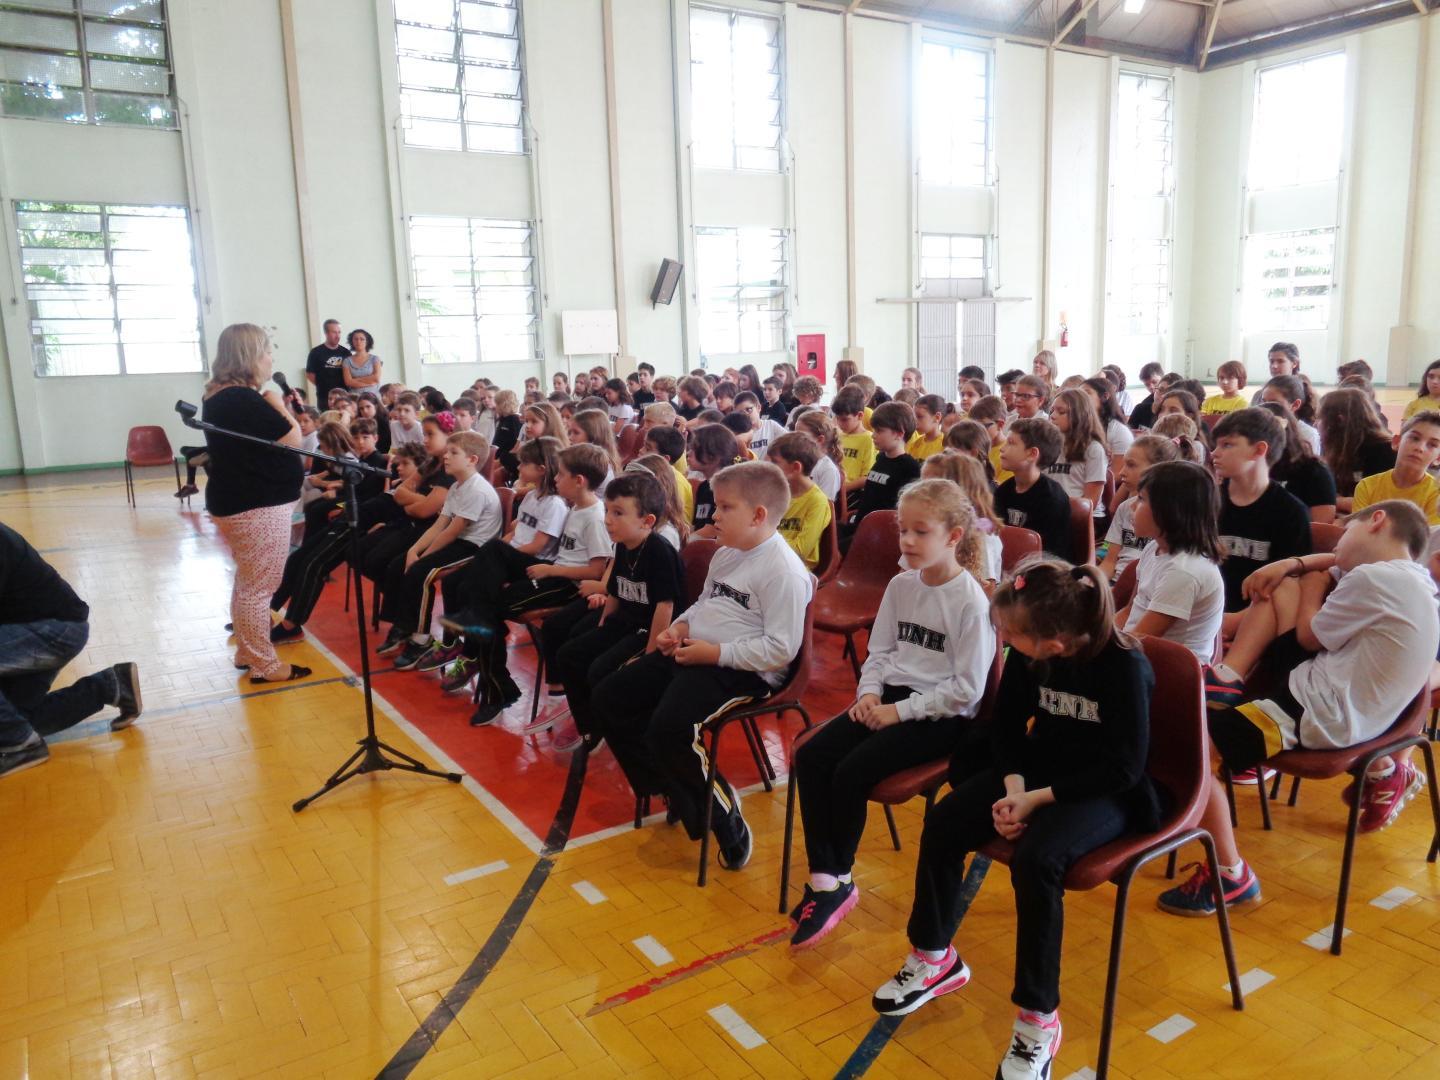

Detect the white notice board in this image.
[561,310,620,356]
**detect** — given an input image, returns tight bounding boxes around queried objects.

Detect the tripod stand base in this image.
[293,736,463,812]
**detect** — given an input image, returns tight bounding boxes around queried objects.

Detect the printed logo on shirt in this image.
[1121,529,1150,550]
[866,470,890,486]
[895,621,946,652]
[843,446,860,459]
[1046,463,1073,475]
[1220,535,1271,561]
[560,532,579,551]
[1005,508,1029,527]
[709,580,751,609]
[1038,687,1101,723]
[779,515,802,533]
[695,504,714,522]
[520,510,538,528]
[616,576,649,605]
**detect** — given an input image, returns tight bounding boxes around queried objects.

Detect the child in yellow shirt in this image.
[768,433,833,571]
[1201,360,1249,416]
[906,393,946,461]
[1403,360,1440,420]
[833,385,877,496]
[967,394,1013,484]
[1353,410,1440,525]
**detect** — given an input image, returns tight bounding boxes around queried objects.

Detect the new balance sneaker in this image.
[0,734,49,779]
[997,1010,1063,1080]
[375,627,407,656]
[110,662,142,731]
[392,640,432,671]
[871,946,971,1016]
[1358,761,1425,834]
[1203,666,1246,710]
[438,657,477,694]
[790,881,858,950]
[1157,860,1261,917]
[715,779,752,871]
[1230,766,1277,786]
[417,640,463,673]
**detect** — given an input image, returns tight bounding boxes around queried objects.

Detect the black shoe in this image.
[376,628,407,656]
[790,881,858,950]
[664,797,681,826]
[0,734,49,778]
[470,701,505,726]
[111,662,142,731]
[788,884,814,926]
[393,640,432,671]
[270,622,304,644]
[715,781,752,871]
[248,664,313,685]
[224,622,233,632]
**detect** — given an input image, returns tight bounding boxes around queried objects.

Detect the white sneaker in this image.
[870,946,971,1016]
[997,1011,1062,1080]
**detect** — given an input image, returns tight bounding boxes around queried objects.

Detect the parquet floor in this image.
[3,468,1439,1079]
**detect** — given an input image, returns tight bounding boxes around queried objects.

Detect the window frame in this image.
[1106,69,1175,345]
[917,36,991,189]
[1242,226,1337,334]
[694,224,790,356]
[0,0,177,129]
[688,3,785,173]
[1247,50,1346,192]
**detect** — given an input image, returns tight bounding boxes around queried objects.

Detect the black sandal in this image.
[248,664,312,685]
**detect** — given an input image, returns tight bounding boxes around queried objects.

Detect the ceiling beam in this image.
[1009,0,1050,33]
[1206,0,1416,66]
[1195,0,1226,69]
[1054,0,1103,45]
[1412,0,1427,14]
[847,0,866,9]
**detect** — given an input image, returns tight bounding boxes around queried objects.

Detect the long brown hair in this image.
[525,402,569,445]
[992,556,1128,663]
[570,408,621,473]
[1319,387,1392,496]
[1053,388,1106,464]
[922,451,1001,531]
[630,453,691,545]
[792,409,843,469]
[898,477,983,583]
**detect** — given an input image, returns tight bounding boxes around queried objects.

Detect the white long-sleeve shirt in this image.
[685,531,814,688]
[857,569,995,721]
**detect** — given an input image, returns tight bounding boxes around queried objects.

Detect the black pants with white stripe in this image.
[590,651,771,843]
[379,539,479,636]
[546,603,647,736]
[441,539,580,659]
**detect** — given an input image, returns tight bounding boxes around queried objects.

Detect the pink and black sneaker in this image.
[998,1010,1063,1080]
[789,881,859,950]
[871,945,971,1016]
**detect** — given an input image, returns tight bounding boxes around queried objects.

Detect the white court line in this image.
[1371,886,1418,911]
[708,1003,766,1049]
[1146,1014,1195,1044]
[1303,924,1352,950]
[1224,968,1275,995]
[565,776,789,851]
[1063,1069,1097,1080]
[443,860,509,886]
[573,880,607,905]
[633,935,674,966]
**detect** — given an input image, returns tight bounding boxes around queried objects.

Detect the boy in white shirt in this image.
[733,391,788,460]
[1159,499,1440,916]
[592,461,814,871]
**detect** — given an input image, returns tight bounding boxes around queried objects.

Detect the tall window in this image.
[17,201,202,377]
[409,216,537,364]
[695,226,787,355]
[920,234,985,284]
[1249,52,1345,190]
[1243,228,1334,332]
[0,1,175,128]
[918,40,988,187]
[1108,72,1173,340]
[689,5,782,172]
[395,0,525,154]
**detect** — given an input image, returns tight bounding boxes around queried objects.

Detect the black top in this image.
[202,387,305,517]
[676,403,704,422]
[609,532,684,628]
[761,400,790,426]
[356,450,390,503]
[995,474,1072,559]
[306,344,350,403]
[1218,481,1312,611]
[413,466,456,529]
[853,452,922,521]
[1340,439,1398,497]
[494,414,523,473]
[1272,456,1337,510]
[693,479,716,528]
[632,389,656,408]
[991,639,1159,829]
[1128,395,1156,431]
[0,523,89,625]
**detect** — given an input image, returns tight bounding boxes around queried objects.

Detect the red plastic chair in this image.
[1100,469,1117,518]
[1069,497,1095,565]
[1111,558,1139,611]
[812,510,900,679]
[998,525,1042,575]
[982,637,1244,1077]
[496,487,515,533]
[1310,521,1344,554]
[682,537,719,607]
[815,510,841,586]
[124,426,180,507]
[617,424,646,464]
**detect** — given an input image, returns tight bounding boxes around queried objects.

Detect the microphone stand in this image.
[175,400,462,811]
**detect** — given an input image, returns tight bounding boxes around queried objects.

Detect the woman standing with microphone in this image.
[203,323,311,683]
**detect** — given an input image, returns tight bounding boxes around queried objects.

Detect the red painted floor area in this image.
[303,584,859,843]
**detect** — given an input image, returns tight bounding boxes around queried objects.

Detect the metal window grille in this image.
[409,215,538,363]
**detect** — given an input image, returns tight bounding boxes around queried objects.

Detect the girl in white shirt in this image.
[1083,375,1134,473]
[922,451,1004,591]
[789,479,996,950]
[1116,460,1225,663]
[793,409,844,502]
[1045,388,1109,519]
[603,378,636,432]
[1099,434,1181,582]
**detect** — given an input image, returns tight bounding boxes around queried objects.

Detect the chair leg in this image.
[1286,775,1301,807]
[172,459,182,497]
[1429,707,1438,741]
[698,724,722,887]
[1255,763,1273,831]
[527,626,544,728]
[1165,850,1177,879]
[779,756,799,913]
[1331,764,1368,955]
[634,794,649,830]
[1095,867,1135,1079]
[1198,831,1246,1012]
[883,805,901,852]
[1269,769,1283,800]
[845,632,861,680]
[741,716,773,793]
[124,462,134,507]
[1416,738,1440,863]
[343,567,351,613]
[1222,765,1238,828]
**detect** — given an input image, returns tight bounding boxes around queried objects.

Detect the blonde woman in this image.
[202,323,311,683]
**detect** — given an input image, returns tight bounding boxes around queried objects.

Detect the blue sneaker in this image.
[1203,666,1246,711]
[0,734,49,779]
[1158,860,1261,917]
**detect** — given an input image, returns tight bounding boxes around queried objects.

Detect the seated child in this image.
[843,401,921,540]
[906,394,947,462]
[921,452,1002,588]
[591,461,813,869]
[966,395,1012,484]
[994,419,1072,558]
[689,424,743,538]
[1160,500,1439,915]
[832,386,877,497]
[1099,434,1181,581]
[643,424,694,524]
[628,454,690,549]
[761,376,790,426]
[790,480,994,948]
[389,392,425,448]
[1201,360,1249,415]
[734,391,787,459]
[768,433,833,572]
[942,420,995,483]
[1353,410,1440,525]
[791,410,844,502]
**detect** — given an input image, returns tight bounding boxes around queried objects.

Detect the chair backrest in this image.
[998,525,1042,575]
[617,424,646,464]
[1202,412,1221,431]
[1101,470,1118,517]
[681,537,719,609]
[1140,636,1208,828]
[1069,497,1095,565]
[765,591,818,704]
[976,631,1004,722]
[1310,521,1344,554]
[496,487,515,533]
[126,425,173,462]
[833,510,900,591]
[483,445,497,479]
[1111,558,1139,611]
[816,509,842,585]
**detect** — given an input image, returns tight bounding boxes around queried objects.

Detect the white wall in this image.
[0,1,1436,470]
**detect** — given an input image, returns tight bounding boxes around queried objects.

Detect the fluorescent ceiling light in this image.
[1123,0,1145,12]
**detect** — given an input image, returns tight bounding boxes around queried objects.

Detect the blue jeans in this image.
[0,619,114,749]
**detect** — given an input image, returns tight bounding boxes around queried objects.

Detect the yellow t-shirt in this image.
[1201,394,1248,415]
[778,483,832,570]
[1352,469,1440,524]
[673,463,694,522]
[1404,396,1440,421]
[989,445,1014,486]
[861,406,874,432]
[907,430,945,462]
[839,430,877,484]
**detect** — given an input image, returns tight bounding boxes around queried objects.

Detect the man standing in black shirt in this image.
[305,318,351,404]
[0,524,142,778]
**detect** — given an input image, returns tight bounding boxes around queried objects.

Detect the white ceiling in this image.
[829,0,1431,67]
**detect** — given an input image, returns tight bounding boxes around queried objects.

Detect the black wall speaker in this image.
[650,258,683,306]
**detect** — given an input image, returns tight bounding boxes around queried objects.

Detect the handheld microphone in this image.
[272,370,291,394]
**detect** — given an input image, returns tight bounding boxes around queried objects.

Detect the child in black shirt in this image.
[688,423,742,537]
[842,401,921,547]
[994,419,1073,558]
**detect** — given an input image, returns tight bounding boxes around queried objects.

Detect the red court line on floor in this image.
[587,926,792,1015]
[304,586,857,841]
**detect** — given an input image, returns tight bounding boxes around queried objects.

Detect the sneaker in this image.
[521,710,557,735]
[551,715,583,752]
[997,1011,1063,1080]
[1359,762,1425,834]
[417,640,463,673]
[1231,766,1277,786]
[438,610,496,638]
[438,657,477,694]
[375,628,407,656]
[110,662,142,731]
[174,484,200,499]
[269,622,304,644]
[0,734,49,778]
[392,640,432,671]
[715,780,752,871]
[1204,666,1246,710]
[871,946,971,1016]
[790,881,859,950]
[1157,860,1261,917]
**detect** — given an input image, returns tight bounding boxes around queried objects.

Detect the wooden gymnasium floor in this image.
[3,460,1440,1079]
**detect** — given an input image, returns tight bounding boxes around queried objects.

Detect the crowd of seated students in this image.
[236,342,1440,1080]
